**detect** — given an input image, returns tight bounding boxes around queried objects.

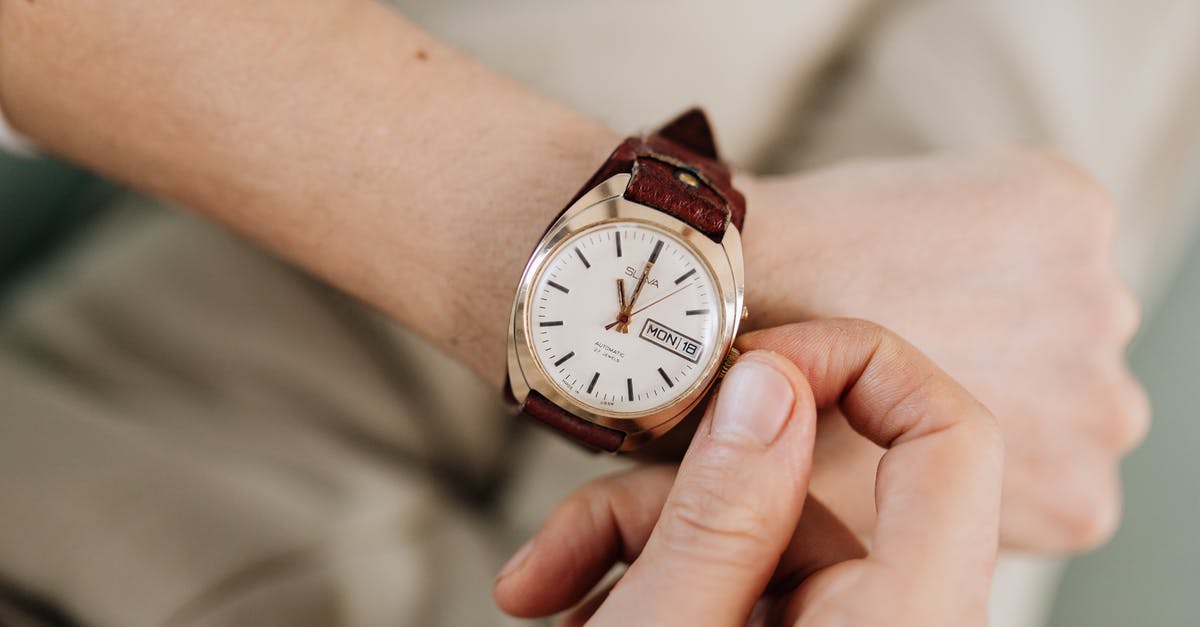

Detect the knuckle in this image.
[1105,374,1152,452]
[1110,288,1143,340]
[1016,147,1109,202]
[820,317,889,349]
[555,481,603,524]
[1006,147,1118,234]
[1060,485,1123,550]
[560,469,649,520]
[825,317,894,360]
[661,496,770,563]
[971,412,1007,465]
[1051,473,1123,551]
[658,457,773,561]
[1079,281,1140,345]
[810,317,889,381]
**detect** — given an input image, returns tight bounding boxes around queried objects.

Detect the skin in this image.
[744,153,1148,549]
[494,321,1005,626]
[0,0,1146,551]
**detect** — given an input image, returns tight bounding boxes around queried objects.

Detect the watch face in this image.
[528,221,724,414]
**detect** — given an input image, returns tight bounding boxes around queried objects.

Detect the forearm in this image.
[0,0,617,387]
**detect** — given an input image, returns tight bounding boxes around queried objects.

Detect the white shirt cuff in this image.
[0,100,38,155]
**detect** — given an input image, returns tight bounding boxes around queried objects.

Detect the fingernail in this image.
[711,356,793,445]
[497,538,533,580]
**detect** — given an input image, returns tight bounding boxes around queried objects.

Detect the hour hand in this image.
[611,278,631,333]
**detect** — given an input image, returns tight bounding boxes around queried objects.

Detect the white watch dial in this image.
[528,221,723,414]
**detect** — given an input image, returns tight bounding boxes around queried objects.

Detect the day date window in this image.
[639,318,703,364]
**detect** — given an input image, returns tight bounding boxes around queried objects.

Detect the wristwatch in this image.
[505,108,747,452]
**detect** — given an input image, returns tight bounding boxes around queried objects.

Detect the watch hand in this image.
[617,247,658,332]
[627,282,692,317]
[612,278,631,334]
[604,282,693,330]
[626,260,653,312]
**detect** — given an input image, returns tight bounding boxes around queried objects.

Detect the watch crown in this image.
[741,305,749,321]
[717,346,741,380]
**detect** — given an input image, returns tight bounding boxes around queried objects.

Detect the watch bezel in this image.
[506,173,744,449]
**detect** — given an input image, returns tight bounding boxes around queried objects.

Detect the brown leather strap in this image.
[524,391,626,452]
[519,108,741,452]
[563,108,745,241]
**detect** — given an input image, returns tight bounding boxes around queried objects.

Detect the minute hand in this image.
[616,253,655,332]
[626,260,654,311]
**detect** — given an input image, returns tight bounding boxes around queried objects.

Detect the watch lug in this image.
[544,173,631,235]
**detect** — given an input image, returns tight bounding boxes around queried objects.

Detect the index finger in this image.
[738,319,1004,604]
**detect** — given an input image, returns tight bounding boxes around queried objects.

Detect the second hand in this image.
[605,282,693,331]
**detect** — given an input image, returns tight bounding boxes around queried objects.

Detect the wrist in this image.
[429,118,619,388]
[735,173,822,331]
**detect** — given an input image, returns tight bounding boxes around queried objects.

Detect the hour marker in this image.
[658,367,674,388]
[539,320,563,327]
[674,268,697,284]
[586,372,599,394]
[649,240,664,263]
[574,247,591,269]
[547,280,570,294]
[685,309,709,316]
[554,351,575,367]
[615,231,622,257]
[626,378,634,401]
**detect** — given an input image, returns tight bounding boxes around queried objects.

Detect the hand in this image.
[611,278,628,332]
[604,283,692,331]
[739,148,1148,551]
[495,321,1004,626]
[613,243,660,333]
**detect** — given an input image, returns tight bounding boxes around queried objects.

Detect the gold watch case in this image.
[506,173,746,451]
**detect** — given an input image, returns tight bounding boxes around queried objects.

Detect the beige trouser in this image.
[2,1,1199,626]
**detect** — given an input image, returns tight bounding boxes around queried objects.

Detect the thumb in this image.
[591,351,818,627]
